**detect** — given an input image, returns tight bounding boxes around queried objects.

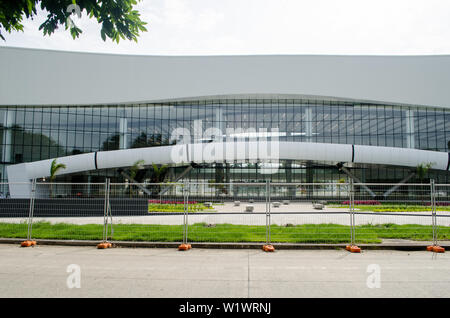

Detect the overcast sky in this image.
[1,0,450,55]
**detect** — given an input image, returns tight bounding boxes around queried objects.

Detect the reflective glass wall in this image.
[1,98,449,183]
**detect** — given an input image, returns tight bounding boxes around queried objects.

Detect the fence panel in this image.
[25,182,107,241]
[0,182,33,240]
[268,183,352,243]
[353,183,439,244]
[353,182,432,204]
[434,184,450,245]
[108,182,185,243]
[186,183,268,243]
[1,181,447,246]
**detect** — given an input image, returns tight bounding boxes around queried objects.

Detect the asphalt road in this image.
[0,245,448,298]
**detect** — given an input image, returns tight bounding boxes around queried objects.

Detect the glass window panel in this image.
[24,111,34,128]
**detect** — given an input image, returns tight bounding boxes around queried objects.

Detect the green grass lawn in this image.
[147,203,213,212]
[1,221,448,244]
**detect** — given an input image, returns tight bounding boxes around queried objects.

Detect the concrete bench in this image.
[204,202,213,208]
[272,202,281,208]
[313,203,324,210]
[245,205,254,212]
[234,201,241,206]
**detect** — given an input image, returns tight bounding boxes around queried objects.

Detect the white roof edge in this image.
[0,93,438,109]
[4,45,450,58]
[1,46,450,108]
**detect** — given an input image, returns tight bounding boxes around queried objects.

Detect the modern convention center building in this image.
[1,46,450,197]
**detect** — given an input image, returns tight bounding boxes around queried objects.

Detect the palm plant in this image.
[150,163,168,183]
[150,164,168,196]
[130,159,145,180]
[416,162,433,183]
[128,159,145,197]
[49,159,66,197]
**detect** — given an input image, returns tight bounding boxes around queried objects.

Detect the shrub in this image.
[341,200,381,205]
[148,200,198,204]
[425,202,450,206]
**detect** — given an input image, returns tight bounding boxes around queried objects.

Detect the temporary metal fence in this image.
[351,181,446,245]
[107,181,185,243]
[187,182,268,243]
[32,182,107,241]
[434,183,450,248]
[0,180,448,249]
[0,182,35,241]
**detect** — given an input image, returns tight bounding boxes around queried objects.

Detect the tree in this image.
[49,158,66,197]
[131,132,150,149]
[131,132,170,149]
[150,163,168,183]
[0,0,147,42]
[127,159,144,197]
[416,162,433,183]
[9,125,67,161]
[129,159,145,181]
[148,163,168,196]
[101,134,120,151]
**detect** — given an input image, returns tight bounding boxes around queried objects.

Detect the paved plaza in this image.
[0,245,448,298]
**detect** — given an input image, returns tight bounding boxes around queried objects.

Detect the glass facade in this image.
[1,97,449,183]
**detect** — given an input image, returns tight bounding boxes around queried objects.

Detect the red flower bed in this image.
[148,200,198,204]
[341,200,381,205]
[425,202,450,206]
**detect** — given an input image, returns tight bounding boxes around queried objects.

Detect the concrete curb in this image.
[1,238,448,251]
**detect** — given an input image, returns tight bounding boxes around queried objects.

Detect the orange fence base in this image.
[428,245,445,253]
[97,242,112,249]
[262,245,275,252]
[178,244,192,251]
[346,245,361,253]
[20,240,34,247]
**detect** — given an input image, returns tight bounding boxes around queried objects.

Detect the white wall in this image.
[1,47,450,108]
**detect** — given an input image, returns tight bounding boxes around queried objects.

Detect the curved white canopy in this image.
[1,46,450,108]
[7,141,448,197]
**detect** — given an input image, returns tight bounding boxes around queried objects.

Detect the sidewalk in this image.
[0,245,448,298]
